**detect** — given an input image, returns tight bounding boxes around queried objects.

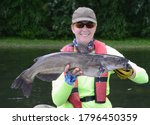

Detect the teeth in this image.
[80,33,89,36]
[82,34,88,36]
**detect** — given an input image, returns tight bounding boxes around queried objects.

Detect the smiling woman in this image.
[71,7,97,45]
[51,7,149,108]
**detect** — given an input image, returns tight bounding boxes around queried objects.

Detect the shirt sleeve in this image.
[52,73,74,106]
[128,61,149,84]
[106,45,149,84]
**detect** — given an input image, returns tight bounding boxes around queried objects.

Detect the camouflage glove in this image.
[64,64,83,85]
[115,68,134,79]
[65,72,77,85]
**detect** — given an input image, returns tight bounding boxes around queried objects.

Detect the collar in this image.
[72,38,95,53]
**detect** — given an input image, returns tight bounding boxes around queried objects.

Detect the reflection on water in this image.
[0,48,149,108]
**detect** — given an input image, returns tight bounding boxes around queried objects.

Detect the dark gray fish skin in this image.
[11,52,130,97]
[75,43,89,53]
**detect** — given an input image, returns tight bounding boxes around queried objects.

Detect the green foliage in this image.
[97,0,127,39]
[0,0,49,38]
[42,0,76,39]
[121,0,150,37]
[17,26,50,39]
[0,0,149,39]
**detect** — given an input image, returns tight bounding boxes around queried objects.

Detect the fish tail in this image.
[11,70,32,98]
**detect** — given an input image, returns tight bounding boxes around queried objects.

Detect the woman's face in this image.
[71,21,97,45]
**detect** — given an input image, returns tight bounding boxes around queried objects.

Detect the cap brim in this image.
[72,17,97,24]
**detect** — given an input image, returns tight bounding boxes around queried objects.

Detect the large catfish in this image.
[11,45,131,97]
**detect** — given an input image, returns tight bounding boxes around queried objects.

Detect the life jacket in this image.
[61,40,108,108]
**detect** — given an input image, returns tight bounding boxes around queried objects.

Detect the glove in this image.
[65,72,77,85]
[115,68,134,79]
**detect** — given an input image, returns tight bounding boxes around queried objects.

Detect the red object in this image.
[95,82,106,103]
[68,92,82,108]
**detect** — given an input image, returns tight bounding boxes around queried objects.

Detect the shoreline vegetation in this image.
[0,37,150,50]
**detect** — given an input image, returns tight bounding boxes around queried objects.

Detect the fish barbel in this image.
[11,52,131,97]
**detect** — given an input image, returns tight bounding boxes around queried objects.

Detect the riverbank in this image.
[0,37,150,50]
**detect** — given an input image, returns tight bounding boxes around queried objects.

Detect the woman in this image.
[52,7,149,108]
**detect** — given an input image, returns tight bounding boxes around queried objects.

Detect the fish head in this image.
[123,63,132,70]
[101,55,130,71]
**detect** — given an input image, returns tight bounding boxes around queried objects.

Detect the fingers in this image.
[115,68,134,79]
[64,64,83,76]
[72,67,83,76]
[64,64,70,73]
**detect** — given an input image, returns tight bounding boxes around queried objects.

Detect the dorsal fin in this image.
[33,56,41,62]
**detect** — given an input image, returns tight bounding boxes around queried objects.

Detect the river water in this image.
[0,48,149,108]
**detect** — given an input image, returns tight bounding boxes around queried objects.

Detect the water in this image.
[0,48,149,108]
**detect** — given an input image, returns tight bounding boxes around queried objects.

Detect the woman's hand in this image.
[64,64,83,85]
[64,64,83,76]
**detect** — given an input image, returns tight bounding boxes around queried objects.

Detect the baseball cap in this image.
[72,7,97,24]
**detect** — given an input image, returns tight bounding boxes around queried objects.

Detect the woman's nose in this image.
[82,25,88,30]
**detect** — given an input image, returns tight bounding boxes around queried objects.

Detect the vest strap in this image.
[71,87,78,93]
[80,96,95,102]
[95,77,107,82]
